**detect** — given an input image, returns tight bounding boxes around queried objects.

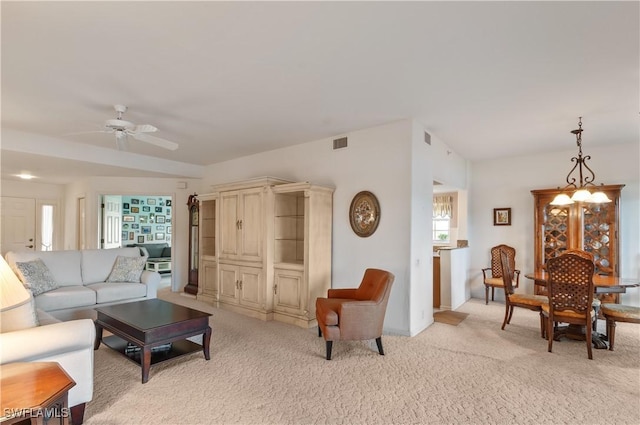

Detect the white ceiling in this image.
[2,1,638,184]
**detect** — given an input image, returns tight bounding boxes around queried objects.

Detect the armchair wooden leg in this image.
[71,403,86,425]
[485,286,489,305]
[318,326,322,337]
[375,337,384,355]
[325,341,333,360]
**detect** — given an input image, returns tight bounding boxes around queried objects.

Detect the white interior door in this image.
[102,195,122,249]
[1,197,36,255]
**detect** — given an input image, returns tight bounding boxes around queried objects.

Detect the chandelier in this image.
[550,117,611,206]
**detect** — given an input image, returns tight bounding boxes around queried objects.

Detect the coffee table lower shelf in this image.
[102,335,203,366]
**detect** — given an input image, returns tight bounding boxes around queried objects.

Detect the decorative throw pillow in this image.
[14,259,59,296]
[106,256,146,283]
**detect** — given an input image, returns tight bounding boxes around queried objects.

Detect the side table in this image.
[1,362,76,425]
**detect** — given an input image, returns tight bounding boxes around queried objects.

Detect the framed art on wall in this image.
[349,191,381,237]
[493,208,511,226]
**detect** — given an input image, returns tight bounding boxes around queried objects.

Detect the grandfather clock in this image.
[184,194,199,295]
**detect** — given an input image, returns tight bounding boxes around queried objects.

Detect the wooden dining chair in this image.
[499,250,547,337]
[542,252,596,359]
[482,244,520,304]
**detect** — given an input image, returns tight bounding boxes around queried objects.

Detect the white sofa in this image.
[0,309,95,424]
[5,247,159,315]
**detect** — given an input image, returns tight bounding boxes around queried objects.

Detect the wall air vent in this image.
[424,132,431,145]
[333,137,348,150]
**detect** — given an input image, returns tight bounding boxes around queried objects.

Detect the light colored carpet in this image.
[85,289,640,424]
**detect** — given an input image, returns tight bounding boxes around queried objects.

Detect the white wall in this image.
[203,120,415,334]
[469,142,640,306]
[202,119,469,336]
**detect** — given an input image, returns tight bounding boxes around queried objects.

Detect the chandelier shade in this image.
[550,117,612,206]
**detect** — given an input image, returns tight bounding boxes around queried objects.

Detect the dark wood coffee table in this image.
[94,299,212,383]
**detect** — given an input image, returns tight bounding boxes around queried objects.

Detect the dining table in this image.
[525,271,639,349]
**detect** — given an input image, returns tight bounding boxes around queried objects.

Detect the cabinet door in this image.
[218,263,239,304]
[239,188,263,261]
[238,266,262,309]
[220,191,240,258]
[535,193,575,271]
[274,268,304,315]
[581,196,618,276]
[201,259,218,297]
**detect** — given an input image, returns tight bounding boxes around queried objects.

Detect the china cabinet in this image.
[196,177,334,328]
[531,184,624,296]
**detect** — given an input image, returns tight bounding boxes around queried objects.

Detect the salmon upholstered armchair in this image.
[315,269,394,360]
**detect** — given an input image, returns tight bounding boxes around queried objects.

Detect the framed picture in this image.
[131,206,140,213]
[493,208,511,226]
[142,206,151,212]
[156,233,165,240]
[167,226,171,234]
[166,200,172,206]
[123,203,130,209]
[139,216,148,224]
[137,236,144,243]
[155,206,163,213]
[131,223,140,229]
[166,208,171,216]
[147,234,154,241]
[141,226,152,234]
[156,225,165,231]
[349,191,381,237]
[131,198,140,205]
[147,198,156,205]
[129,232,134,240]
[156,215,165,224]
[123,215,135,222]
[122,231,128,240]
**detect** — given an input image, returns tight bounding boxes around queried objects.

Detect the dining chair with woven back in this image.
[499,249,547,337]
[542,252,596,359]
[482,244,520,304]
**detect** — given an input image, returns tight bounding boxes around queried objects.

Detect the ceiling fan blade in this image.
[115,131,129,151]
[64,129,113,136]
[133,124,157,133]
[131,132,179,150]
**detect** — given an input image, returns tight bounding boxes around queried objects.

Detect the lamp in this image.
[550,117,612,206]
[0,257,30,312]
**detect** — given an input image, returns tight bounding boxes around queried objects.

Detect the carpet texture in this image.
[433,310,469,326]
[85,290,640,424]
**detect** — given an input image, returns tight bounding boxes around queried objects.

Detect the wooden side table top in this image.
[1,362,75,421]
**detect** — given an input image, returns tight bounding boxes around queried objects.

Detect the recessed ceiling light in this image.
[16,173,36,180]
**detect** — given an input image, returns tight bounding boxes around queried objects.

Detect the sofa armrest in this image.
[141,270,160,299]
[0,319,95,364]
[0,319,96,408]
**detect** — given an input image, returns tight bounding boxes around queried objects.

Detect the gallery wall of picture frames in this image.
[121,196,172,244]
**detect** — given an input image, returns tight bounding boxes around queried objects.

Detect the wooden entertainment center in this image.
[192,177,334,328]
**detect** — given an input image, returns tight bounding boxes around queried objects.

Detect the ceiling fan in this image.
[72,105,179,151]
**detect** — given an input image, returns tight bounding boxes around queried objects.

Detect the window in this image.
[433,194,453,243]
[40,204,54,251]
[433,216,450,243]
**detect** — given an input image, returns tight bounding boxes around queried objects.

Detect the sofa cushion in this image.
[0,295,39,333]
[35,286,97,312]
[14,259,59,296]
[81,247,143,284]
[87,282,147,303]
[106,256,146,283]
[6,251,83,287]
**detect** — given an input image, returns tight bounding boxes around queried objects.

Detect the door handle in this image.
[26,245,34,248]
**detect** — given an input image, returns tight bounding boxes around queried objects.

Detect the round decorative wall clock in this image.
[349,191,380,237]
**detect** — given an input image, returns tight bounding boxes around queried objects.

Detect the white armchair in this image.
[0,257,94,425]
